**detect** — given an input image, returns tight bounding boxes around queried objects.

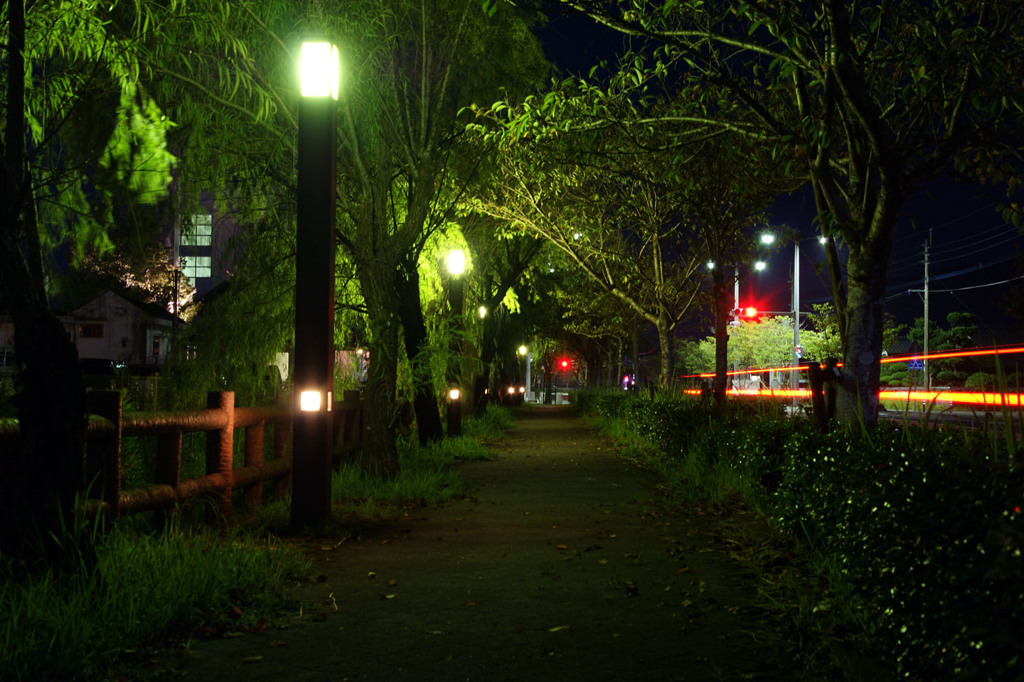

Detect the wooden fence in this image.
[0,390,363,525]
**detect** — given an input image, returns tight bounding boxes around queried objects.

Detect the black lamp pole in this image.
[292,43,337,530]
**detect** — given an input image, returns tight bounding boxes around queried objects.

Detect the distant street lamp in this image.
[292,41,339,530]
[517,345,530,402]
[447,249,467,436]
[758,230,829,399]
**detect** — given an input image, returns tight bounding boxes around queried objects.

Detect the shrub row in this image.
[575,390,1024,681]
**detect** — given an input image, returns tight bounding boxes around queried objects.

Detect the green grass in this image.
[0,527,310,681]
[254,405,512,526]
[1,404,517,680]
[586,411,763,508]
[462,404,515,438]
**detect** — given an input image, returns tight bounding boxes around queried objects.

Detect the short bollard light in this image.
[447,386,462,437]
[299,390,332,412]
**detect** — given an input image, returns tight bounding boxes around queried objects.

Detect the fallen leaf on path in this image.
[243,656,263,663]
[383,594,396,600]
[466,600,482,607]
[597,559,608,565]
[387,579,399,586]
[269,640,286,648]
[548,624,572,632]
[367,571,377,579]
[556,544,569,550]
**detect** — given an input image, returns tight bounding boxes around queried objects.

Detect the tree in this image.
[727,315,796,372]
[142,0,547,476]
[0,0,175,563]
[495,0,1024,426]
[908,311,978,387]
[471,125,706,383]
[457,209,545,413]
[681,136,784,403]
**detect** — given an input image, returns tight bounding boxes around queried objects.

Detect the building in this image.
[71,291,181,366]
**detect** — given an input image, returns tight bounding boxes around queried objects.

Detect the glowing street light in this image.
[447,249,468,437]
[292,40,340,530]
[446,249,466,276]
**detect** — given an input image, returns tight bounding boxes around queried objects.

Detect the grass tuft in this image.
[0,527,309,681]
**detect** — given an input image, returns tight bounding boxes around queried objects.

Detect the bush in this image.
[774,427,1024,680]
[964,372,995,391]
[576,389,1024,681]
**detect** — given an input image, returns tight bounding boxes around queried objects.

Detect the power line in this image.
[890,222,1021,270]
[906,272,1024,294]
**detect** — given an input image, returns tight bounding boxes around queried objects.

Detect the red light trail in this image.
[680,345,1024,408]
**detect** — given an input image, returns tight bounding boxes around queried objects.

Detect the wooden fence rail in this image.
[0,389,363,525]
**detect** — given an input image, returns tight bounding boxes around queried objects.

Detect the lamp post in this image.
[292,41,339,530]
[447,249,466,436]
[759,231,828,402]
[518,345,531,402]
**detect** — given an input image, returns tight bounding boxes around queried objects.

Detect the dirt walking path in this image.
[158,406,812,681]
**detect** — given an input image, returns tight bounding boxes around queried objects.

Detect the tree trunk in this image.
[586,344,603,388]
[396,258,443,444]
[712,266,731,404]
[0,0,90,567]
[838,243,890,427]
[630,324,641,390]
[356,262,401,478]
[656,312,675,388]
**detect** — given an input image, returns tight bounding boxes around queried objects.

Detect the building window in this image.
[182,255,212,283]
[79,322,104,339]
[182,214,213,246]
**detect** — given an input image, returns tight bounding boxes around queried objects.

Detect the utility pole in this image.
[792,240,800,408]
[923,230,931,393]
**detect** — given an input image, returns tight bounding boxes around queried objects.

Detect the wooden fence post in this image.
[87,390,122,522]
[244,420,265,514]
[155,431,182,530]
[206,392,234,525]
[273,417,292,500]
[806,362,828,433]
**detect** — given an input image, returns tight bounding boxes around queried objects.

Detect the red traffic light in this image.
[560,359,569,369]
[743,307,758,318]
